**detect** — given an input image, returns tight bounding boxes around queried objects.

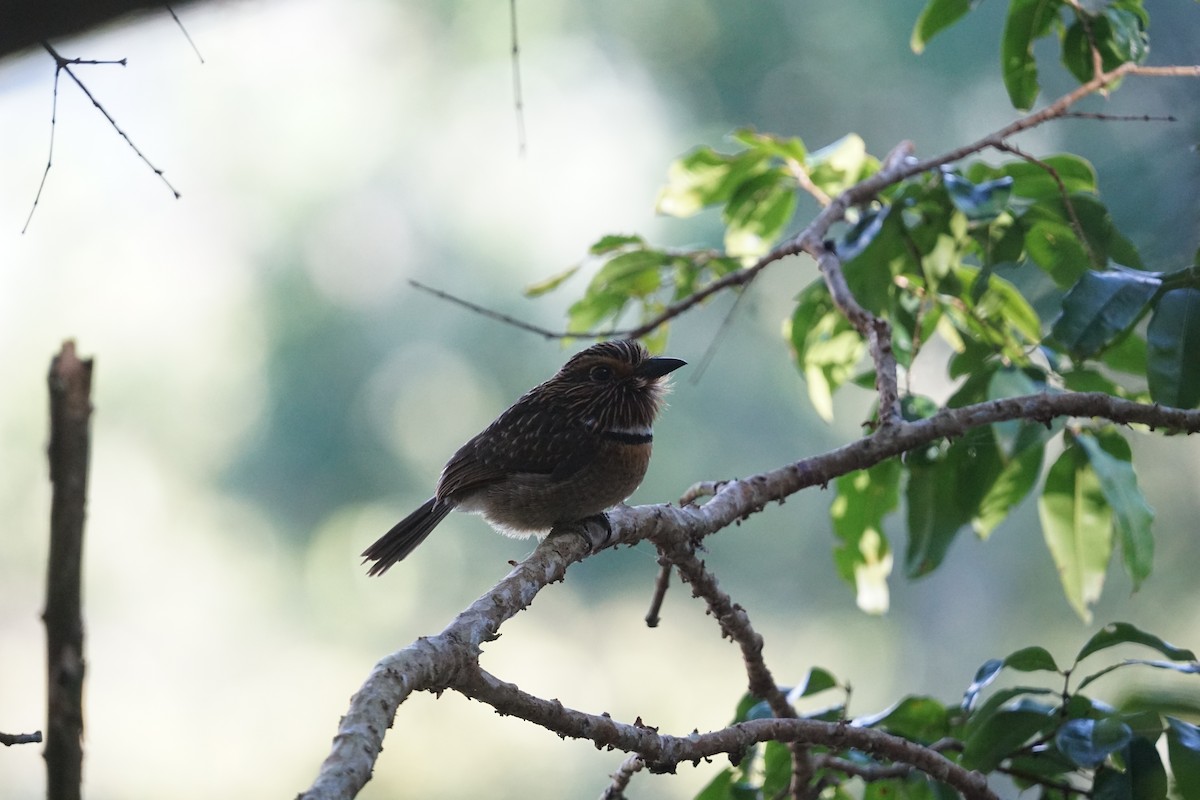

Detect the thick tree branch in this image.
[457,667,996,800]
[43,341,93,800]
[301,391,1198,800]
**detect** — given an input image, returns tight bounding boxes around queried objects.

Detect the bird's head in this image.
[548,339,686,431]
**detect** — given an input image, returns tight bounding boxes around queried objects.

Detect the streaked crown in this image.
[546,339,686,431]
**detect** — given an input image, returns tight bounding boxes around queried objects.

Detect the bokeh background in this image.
[2,1,1199,797]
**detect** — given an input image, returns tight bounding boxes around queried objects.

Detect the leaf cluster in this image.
[700,624,1200,800]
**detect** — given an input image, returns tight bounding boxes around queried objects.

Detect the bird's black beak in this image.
[635,356,687,379]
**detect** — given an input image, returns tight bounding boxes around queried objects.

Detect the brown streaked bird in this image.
[362,339,686,575]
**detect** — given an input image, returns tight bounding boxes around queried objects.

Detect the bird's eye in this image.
[589,364,614,382]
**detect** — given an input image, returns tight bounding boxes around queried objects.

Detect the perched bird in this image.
[362,339,686,575]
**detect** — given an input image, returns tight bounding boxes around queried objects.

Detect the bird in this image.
[362,339,686,575]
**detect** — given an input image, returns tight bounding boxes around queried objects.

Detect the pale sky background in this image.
[2,1,1199,798]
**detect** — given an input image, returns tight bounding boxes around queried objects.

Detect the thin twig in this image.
[40,42,181,206]
[644,562,671,628]
[1062,111,1176,122]
[165,5,205,64]
[993,140,1099,267]
[599,753,645,800]
[509,0,527,156]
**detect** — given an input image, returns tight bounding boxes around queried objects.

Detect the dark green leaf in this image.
[1095,765,1133,800]
[998,154,1097,198]
[1050,269,1162,359]
[962,700,1058,771]
[905,429,1003,577]
[1076,622,1197,664]
[911,0,976,53]
[1057,718,1133,768]
[1075,431,1154,589]
[1079,659,1200,692]
[694,767,737,800]
[833,460,900,613]
[1167,717,1200,800]
[864,696,950,743]
[943,172,1014,221]
[1147,288,1200,409]
[1129,735,1169,800]
[1038,441,1114,622]
[1006,646,1060,672]
[795,667,839,698]
[1002,0,1064,109]
[964,660,1004,711]
[837,208,889,262]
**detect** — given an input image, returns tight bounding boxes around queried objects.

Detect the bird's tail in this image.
[362,498,453,576]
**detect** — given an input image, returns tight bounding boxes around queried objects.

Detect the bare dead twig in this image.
[44,341,94,800]
[165,5,205,64]
[24,42,180,233]
[1,731,43,746]
[510,0,527,156]
[644,561,671,627]
[598,753,645,800]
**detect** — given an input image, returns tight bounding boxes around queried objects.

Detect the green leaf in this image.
[1038,440,1114,622]
[1006,646,1060,672]
[1146,288,1200,409]
[808,134,876,197]
[1078,659,1200,692]
[943,172,1015,222]
[1063,8,1149,83]
[963,659,1004,710]
[1167,717,1200,800]
[656,147,768,218]
[996,154,1097,199]
[587,249,669,296]
[723,168,798,259]
[1128,735,1169,800]
[794,666,839,698]
[963,699,1058,771]
[788,284,866,421]
[911,0,976,53]
[1050,269,1162,359]
[832,460,900,614]
[589,233,645,255]
[1076,622,1197,664]
[1056,718,1134,768]
[905,429,1004,577]
[1075,431,1154,590]
[694,767,737,800]
[865,696,950,743]
[1002,0,1064,109]
[524,263,581,297]
[761,740,792,797]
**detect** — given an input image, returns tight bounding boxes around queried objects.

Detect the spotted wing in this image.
[435,392,597,501]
